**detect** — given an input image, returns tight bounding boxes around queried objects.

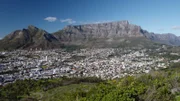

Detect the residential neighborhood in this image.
[0,46,179,86]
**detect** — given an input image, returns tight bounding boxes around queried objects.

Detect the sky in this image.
[1,0,180,38]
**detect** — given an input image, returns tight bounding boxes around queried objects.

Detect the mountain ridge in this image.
[0,20,180,50]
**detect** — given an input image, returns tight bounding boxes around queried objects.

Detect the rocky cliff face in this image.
[60,21,143,40]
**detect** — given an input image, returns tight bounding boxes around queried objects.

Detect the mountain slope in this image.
[142,30,180,46]
[0,25,61,50]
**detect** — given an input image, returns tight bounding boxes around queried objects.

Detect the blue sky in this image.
[1,0,180,38]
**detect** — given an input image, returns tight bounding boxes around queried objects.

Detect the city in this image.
[1,45,179,86]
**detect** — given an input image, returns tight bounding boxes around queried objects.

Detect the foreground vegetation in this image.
[0,77,103,101]
[1,63,180,101]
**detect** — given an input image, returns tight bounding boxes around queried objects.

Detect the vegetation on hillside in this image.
[0,77,103,101]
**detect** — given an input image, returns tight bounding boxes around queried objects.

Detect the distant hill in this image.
[0,20,180,50]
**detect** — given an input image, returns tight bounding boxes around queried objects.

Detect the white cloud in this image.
[44,17,57,22]
[172,26,180,30]
[60,19,76,24]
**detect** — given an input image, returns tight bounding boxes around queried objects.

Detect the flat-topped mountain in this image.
[62,20,143,38]
[0,20,180,50]
[54,20,180,46]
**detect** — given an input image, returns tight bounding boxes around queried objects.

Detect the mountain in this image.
[0,25,61,50]
[54,21,143,41]
[53,20,155,48]
[53,20,180,47]
[0,20,180,50]
[141,30,180,46]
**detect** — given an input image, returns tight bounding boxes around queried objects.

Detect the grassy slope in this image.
[25,83,96,101]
